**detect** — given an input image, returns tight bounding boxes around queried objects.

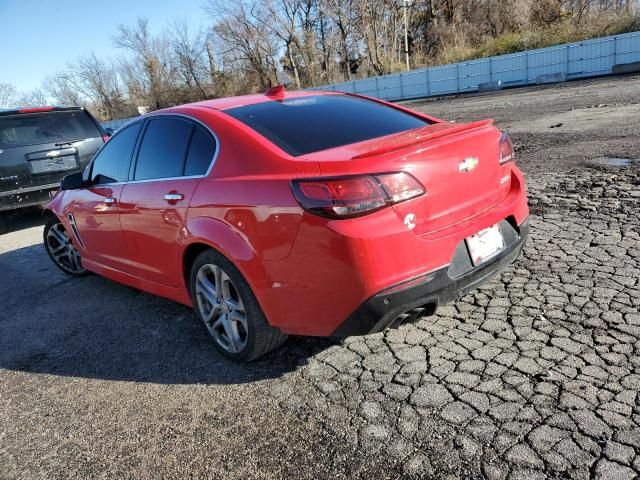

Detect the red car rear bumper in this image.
[332,217,528,336]
[248,168,529,337]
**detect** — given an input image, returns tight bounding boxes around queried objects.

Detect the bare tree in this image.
[322,0,357,80]
[72,54,128,119]
[44,73,85,107]
[171,20,211,99]
[16,89,49,107]
[206,1,280,91]
[115,18,178,109]
[0,83,18,108]
[0,84,50,109]
[26,0,638,118]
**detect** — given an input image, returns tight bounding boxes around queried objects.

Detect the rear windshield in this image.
[0,110,102,149]
[224,95,430,156]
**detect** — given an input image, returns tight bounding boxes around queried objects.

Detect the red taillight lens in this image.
[499,132,514,165]
[291,172,424,219]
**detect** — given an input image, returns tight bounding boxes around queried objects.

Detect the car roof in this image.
[0,106,87,117]
[182,89,339,111]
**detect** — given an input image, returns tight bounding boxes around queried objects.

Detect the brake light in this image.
[18,107,55,113]
[291,172,424,219]
[499,132,514,164]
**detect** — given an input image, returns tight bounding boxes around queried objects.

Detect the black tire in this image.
[43,216,89,276]
[0,212,6,235]
[189,249,288,362]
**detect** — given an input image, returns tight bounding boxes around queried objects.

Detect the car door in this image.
[119,116,217,287]
[71,121,142,273]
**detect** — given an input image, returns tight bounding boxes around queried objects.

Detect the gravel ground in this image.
[1,74,640,479]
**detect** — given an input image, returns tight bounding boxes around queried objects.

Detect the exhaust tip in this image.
[389,304,437,329]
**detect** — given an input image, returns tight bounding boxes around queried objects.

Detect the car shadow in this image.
[0,243,336,385]
[1,206,48,234]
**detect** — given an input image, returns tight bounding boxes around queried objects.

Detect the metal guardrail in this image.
[101,31,640,130]
[311,31,640,101]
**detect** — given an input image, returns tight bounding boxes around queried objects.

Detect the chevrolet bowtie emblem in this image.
[459,157,479,172]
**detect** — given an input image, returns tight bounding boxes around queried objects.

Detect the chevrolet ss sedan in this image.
[44,87,529,361]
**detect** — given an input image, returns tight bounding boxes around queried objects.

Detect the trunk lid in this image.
[308,120,511,235]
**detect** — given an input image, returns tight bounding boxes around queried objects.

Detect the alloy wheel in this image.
[46,222,86,274]
[195,263,248,353]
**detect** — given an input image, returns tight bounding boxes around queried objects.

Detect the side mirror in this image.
[61,172,84,191]
[104,127,114,137]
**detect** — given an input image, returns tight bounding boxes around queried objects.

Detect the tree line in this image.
[1,0,638,120]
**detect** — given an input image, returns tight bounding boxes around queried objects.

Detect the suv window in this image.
[0,110,102,149]
[185,125,216,176]
[91,122,142,184]
[223,95,430,156]
[134,118,193,181]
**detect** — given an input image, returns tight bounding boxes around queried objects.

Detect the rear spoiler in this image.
[0,106,86,117]
[351,119,494,160]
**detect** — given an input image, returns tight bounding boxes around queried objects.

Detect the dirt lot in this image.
[1,74,640,480]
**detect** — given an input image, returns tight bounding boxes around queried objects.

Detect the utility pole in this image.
[403,0,410,71]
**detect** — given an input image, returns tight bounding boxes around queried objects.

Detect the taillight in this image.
[291,172,425,219]
[102,135,110,142]
[499,132,514,165]
[376,172,424,202]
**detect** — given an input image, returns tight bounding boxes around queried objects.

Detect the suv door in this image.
[71,121,142,273]
[119,116,216,286]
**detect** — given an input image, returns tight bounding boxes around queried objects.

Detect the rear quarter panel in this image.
[187,178,305,262]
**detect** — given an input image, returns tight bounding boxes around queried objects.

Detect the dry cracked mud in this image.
[1,74,640,479]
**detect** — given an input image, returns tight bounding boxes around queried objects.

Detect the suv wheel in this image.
[189,249,287,362]
[43,217,88,276]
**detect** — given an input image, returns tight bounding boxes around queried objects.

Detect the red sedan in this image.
[44,88,529,361]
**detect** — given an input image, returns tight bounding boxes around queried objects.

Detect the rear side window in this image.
[224,95,429,156]
[135,118,192,181]
[185,125,216,176]
[0,110,102,149]
[91,122,142,184]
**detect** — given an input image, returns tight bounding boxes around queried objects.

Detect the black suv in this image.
[0,106,107,233]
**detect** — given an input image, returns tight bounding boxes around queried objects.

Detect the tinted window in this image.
[91,122,142,184]
[0,110,102,149]
[135,118,193,181]
[185,125,216,176]
[224,95,429,156]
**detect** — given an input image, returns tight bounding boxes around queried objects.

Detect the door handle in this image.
[103,197,116,204]
[164,193,184,201]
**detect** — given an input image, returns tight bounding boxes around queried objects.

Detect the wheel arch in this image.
[184,216,255,261]
[182,242,214,289]
[181,237,273,320]
[180,220,271,314]
[180,216,258,290]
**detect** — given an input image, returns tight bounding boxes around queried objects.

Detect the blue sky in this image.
[0,0,208,92]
